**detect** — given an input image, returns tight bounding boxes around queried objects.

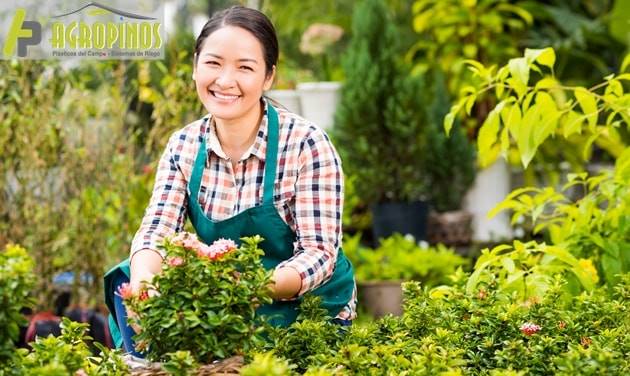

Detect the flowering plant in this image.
[120,233,273,363]
[299,23,344,81]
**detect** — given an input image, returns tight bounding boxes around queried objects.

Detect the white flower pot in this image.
[296,81,342,130]
[265,89,302,116]
[463,159,513,242]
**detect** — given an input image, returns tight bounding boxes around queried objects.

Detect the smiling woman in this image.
[103,5,357,357]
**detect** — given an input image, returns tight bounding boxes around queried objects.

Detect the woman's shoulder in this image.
[165,116,209,149]
[274,106,331,143]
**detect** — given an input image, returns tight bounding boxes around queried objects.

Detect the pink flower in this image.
[167,256,184,267]
[208,238,237,259]
[520,322,541,336]
[171,232,206,255]
[115,282,134,300]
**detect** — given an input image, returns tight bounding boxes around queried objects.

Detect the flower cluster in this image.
[115,282,149,301]
[519,322,542,336]
[170,232,237,260]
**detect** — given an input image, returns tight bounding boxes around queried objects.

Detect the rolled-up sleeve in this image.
[277,129,344,296]
[130,133,189,259]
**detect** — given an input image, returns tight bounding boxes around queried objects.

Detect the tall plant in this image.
[334,0,427,204]
[446,48,630,287]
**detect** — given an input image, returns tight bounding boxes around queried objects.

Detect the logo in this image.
[1,1,164,60]
[3,9,41,57]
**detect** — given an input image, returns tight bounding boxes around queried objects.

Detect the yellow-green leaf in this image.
[537,48,555,68]
[574,88,598,131]
[562,110,583,138]
[444,112,456,136]
[508,57,529,86]
[535,77,557,90]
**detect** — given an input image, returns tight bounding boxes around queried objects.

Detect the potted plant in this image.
[296,22,345,129]
[343,233,468,317]
[423,69,476,246]
[334,0,430,241]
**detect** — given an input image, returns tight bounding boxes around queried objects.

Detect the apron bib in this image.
[104,103,354,347]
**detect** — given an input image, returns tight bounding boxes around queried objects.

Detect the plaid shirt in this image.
[131,100,356,320]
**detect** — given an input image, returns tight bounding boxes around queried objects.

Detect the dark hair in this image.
[194,6,278,77]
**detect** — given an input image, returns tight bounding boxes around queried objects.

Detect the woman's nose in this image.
[215,68,235,88]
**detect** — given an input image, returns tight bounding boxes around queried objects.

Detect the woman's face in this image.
[193,25,275,125]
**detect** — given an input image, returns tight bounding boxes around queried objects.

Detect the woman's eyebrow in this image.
[202,53,258,64]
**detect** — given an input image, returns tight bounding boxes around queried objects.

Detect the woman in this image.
[104,6,356,355]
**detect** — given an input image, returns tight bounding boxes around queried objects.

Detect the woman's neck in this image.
[214,101,263,161]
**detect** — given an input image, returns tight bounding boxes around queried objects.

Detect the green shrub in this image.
[11,318,128,376]
[0,244,35,367]
[247,274,630,375]
[122,234,272,363]
[344,233,469,284]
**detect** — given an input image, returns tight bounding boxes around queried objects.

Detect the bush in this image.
[0,244,35,367]
[250,274,630,375]
[343,233,468,285]
[121,234,272,363]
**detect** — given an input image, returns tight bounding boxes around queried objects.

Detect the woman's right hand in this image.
[128,249,163,333]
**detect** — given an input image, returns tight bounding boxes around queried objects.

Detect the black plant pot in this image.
[370,201,430,243]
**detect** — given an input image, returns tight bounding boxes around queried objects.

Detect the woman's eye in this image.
[205,61,219,66]
[240,65,253,71]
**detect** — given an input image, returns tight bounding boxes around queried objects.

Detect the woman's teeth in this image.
[212,91,239,100]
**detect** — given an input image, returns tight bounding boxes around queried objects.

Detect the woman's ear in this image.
[263,65,276,91]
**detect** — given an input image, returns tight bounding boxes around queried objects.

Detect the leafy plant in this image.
[334,0,428,204]
[11,318,128,376]
[260,274,630,374]
[445,47,630,168]
[0,60,144,307]
[265,296,346,373]
[446,47,630,288]
[489,152,630,287]
[343,233,468,284]
[241,352,297,376]
[410,0,532,95]
[466,240,598,300]
[0,244,35,367]
[122,234,273,363]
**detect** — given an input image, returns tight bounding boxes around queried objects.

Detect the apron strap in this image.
[262,103,279,205]
[189,102,280,206]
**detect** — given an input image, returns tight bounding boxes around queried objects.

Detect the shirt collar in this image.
[204,98,269,162]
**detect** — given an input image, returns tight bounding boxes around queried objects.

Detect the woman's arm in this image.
[129,131,190,292]
[275,128,344,298]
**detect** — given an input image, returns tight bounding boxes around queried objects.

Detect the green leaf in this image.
[508,57,529,86]
[535,77,557,90]
[574,88,598,131]
[501,257,516,273]
[622,53,630,72]
[444,112,456,136]
[525,47,556,69]
[562,111,584,138]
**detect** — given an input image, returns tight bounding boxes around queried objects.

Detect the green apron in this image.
[104,103,355,348]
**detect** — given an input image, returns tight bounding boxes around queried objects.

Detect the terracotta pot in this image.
[358,280,403,318]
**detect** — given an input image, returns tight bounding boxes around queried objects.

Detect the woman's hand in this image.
[270,267,302,300]
[128,249,163,333]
